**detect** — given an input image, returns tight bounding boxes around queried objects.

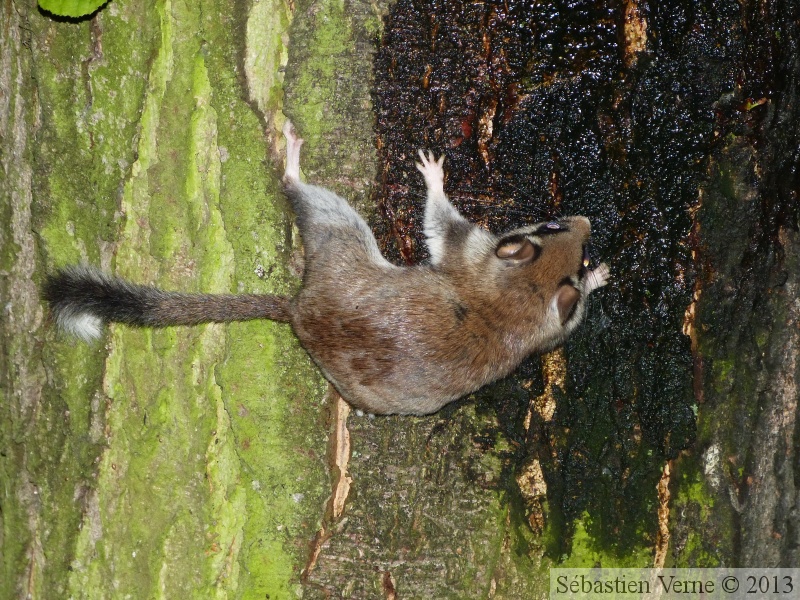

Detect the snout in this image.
[564,216,591,242]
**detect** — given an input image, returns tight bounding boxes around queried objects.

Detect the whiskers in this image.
[588,295,613,332]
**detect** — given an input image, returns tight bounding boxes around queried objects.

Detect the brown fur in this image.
[45,123,608,415]
[289,211,599,414]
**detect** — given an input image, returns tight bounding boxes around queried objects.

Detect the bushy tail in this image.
[43,265,292,342]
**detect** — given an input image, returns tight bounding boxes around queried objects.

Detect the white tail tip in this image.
[57,312,104,342]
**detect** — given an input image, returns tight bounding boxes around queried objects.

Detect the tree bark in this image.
[2,0,798,599]
[2,0,330,597]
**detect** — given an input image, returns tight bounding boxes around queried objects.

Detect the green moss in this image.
[559,514,652,568]
[284,0,383,211]
[754,329,770,352]
[27,0,328,595]
[670,460,732,567]
[21,1,159,597]
[36,1,159,264]
[288,0,351,149]
[244,0,292,116]
[215,322,327,599]
[682,479,714,513]
[200,0,330,594]
[711,359,735,393]
[679,532,722,567]
[0,207,20,274]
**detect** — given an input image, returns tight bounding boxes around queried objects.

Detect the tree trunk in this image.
[1,1,797,600]
[2,0,330,597]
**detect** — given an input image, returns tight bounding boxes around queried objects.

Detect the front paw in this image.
[415,150,445,191]
[584,263,610,294]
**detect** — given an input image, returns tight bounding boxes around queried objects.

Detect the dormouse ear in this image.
[555,284,581,324]
[495,235,539,262]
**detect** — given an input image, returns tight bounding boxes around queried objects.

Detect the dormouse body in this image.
[44,122,609,415]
